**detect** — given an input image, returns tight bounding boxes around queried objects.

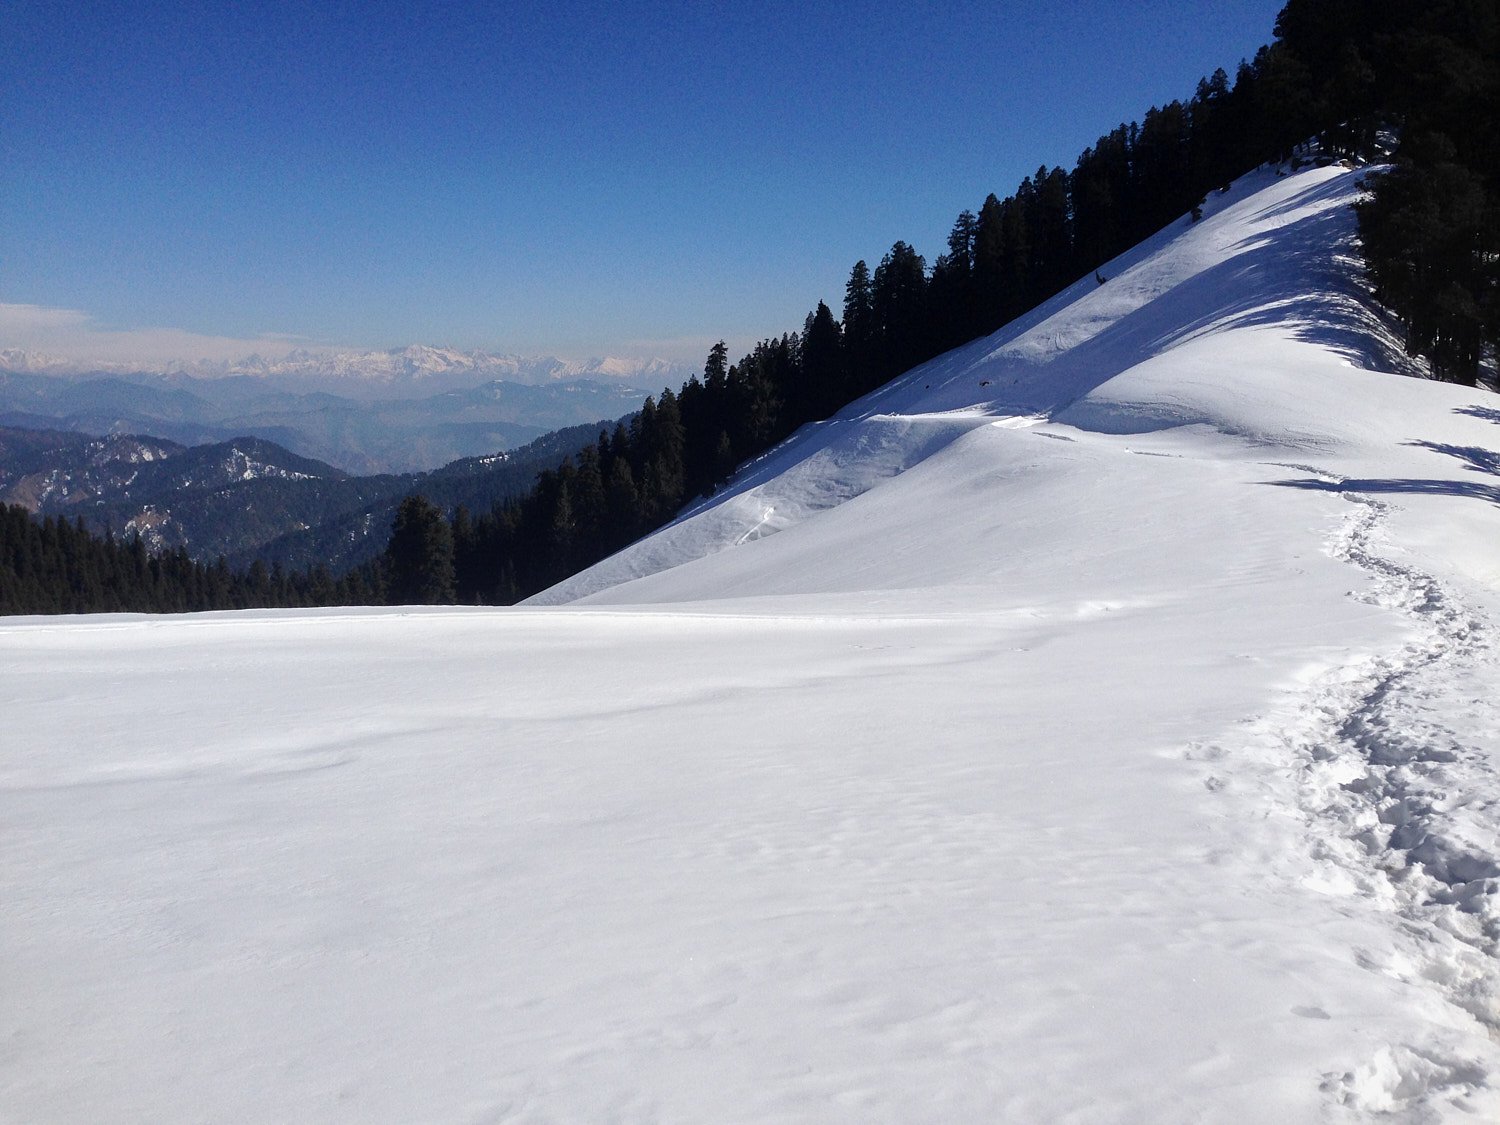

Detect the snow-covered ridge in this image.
[534,164,1434,605]
[514,162,1500,1117]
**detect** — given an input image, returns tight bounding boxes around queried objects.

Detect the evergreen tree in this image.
[871,241,929,382]
[385,495,456,605]
[801,301,845,417]
[571,444,607,559]
[704,340,729,392]
[842,260,875,392]
[603,456,641,550]
[1358,153,1495,384]
[972,193,1007,332]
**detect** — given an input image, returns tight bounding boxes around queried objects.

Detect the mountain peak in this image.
[0,346,693,397]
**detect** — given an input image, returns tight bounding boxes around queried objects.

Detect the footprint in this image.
[1324,1044,1490,1114]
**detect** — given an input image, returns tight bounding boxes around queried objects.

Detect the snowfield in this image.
[5,165,1500,1123]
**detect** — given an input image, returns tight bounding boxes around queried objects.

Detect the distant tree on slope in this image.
[385,496,456,605]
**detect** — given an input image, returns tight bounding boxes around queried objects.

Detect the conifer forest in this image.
[3,0,1495,614]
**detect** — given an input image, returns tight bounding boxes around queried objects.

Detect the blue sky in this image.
[4,0,1286,365]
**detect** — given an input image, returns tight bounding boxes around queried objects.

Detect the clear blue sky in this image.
[4,0,1286,364]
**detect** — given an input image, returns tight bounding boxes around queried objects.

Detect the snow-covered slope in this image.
[5,165,1500,1123]
[531,165,1464,606]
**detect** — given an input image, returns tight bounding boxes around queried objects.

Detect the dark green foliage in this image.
[384,496,457,604]
[801,302,845,418]
[871,242,930,385]
[1359,155,1495,381]
[221,420,617,575]
[0,503,380,615]
[842,260,875,390]
[16,0,1492,615]
[1312,0,1500,385]
[426,2,1500,609]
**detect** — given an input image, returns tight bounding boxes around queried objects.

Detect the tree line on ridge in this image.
[393,0,1500,606]
[3,0,1495,614]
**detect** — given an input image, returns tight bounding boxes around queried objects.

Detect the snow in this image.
[5,164,1500,1122]
[0,344,690,393]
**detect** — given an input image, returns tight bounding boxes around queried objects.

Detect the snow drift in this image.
[5,164,1500,1123]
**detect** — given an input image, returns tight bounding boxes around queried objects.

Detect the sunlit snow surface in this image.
[6,166,1500,1123]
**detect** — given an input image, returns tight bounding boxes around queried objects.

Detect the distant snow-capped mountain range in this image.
[0,344,686,473]
[0,345,693,397]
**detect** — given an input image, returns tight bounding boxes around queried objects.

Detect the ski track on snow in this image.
[1248,480,1500,1117]
[11,162,1500,1125]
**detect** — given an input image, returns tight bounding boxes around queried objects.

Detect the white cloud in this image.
[0,303,735,377]
[0,303,334,370]
[0,304,93,332]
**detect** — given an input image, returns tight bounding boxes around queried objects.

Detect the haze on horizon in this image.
[4,0,1284,371]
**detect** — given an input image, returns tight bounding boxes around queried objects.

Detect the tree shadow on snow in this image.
[1268,435,1500,508]
[935,173,1420,423]
[1106,174,1415,378]
[753,176,1431,504]
[1407,441,1500,478]
[1456,405,1500,426]
[1268,476,1500,507]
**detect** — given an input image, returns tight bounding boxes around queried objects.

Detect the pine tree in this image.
[801,301,844,417]
[385,495,456,605]
[603,456,641,550]
[704,340,729,392]
[872,241,929,382]
[842,260,875,393]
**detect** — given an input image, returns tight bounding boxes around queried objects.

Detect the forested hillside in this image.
[3,0,1494,613]
[0,504,380,614]
[0,422,622,613]
[388,0,1497,606]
